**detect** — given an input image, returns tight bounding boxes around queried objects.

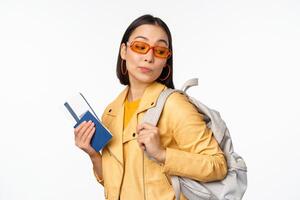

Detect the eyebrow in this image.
[133,36,169,46]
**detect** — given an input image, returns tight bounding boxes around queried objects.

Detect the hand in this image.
[74,120,97,157]
[136,122,166,163]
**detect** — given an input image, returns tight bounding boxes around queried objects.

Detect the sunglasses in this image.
[128,41,172,59]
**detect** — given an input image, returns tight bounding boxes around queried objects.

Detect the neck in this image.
[127,79,152,102]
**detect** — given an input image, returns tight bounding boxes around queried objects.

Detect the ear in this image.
[120,43,127,60]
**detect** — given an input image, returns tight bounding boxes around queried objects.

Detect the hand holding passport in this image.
[64,93,112,152]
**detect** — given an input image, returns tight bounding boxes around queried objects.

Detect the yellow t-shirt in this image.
[123,97,141,130]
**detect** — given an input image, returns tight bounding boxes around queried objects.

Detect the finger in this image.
[74,121,87,134]
[137,133,145,143]
[136,125,147,135]
[78,121,92,139]
[138,135,152,142]
[137,133,153,145]
[82,123,95,142]
[137,137,146,150]
[83,126,95,143]
[138,129,156,137]
[136,124,143,134]
[139,143,146,151]
[75,122,93,148]
[140,122,156,130]
[137,123,157,133]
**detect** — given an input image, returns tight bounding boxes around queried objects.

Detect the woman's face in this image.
[120,24,170,86]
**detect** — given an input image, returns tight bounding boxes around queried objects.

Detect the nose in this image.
[144,47,154,63]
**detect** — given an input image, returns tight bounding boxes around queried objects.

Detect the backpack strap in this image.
[180,78,198,92]
[140,88,177,126]
[171,176,181,200]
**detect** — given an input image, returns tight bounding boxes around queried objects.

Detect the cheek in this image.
[126,50,142,64]
[125,55,142,71]
[155,65,165,73]
[154,60,167,72]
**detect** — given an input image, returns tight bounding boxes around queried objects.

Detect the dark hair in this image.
[116,14,174,89]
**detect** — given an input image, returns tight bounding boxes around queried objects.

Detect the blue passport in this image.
[73,110,112,152]
[64,93,112,152]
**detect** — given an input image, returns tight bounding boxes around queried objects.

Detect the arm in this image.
[90,152,104,186]
[74,120,105,186]
[161,92,228,182]
[91,108,110,186]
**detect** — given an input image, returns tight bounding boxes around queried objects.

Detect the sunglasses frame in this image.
[127,41,172,59]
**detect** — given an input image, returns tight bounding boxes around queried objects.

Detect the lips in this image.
[138,66,152,73]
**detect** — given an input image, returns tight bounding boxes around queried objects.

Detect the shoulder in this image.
[164,91,193,111]
[163,91,205,122]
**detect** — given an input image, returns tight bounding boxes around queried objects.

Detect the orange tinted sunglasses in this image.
[128,41,172,59]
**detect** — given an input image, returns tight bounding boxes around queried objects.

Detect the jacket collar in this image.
[108,81,167,116]
[105,81,167,166]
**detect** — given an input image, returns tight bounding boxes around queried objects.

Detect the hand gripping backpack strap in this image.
[140,88,178,161]
[141,79,200,200]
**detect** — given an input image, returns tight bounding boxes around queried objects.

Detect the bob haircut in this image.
[116,14,175,89]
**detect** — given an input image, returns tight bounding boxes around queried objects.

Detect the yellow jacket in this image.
[99,81,227,200]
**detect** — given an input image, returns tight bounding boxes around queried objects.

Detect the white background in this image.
[0,0,299,199]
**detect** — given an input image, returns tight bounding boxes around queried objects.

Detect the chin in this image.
[130,73,158,84]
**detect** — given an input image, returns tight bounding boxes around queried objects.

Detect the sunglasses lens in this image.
[154,47,170,58]
[131,41,149,54]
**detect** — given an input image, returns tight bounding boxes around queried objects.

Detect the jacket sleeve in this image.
[161,92,228,182]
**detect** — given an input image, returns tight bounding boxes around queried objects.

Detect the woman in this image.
[74,14,227,200]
